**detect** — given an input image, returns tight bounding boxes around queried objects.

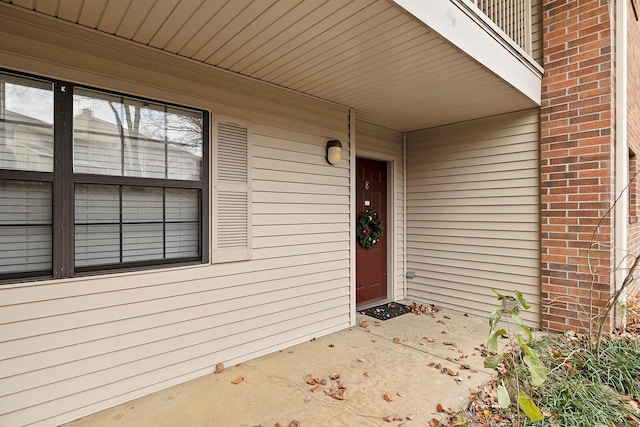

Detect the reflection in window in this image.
[0,75,54,172]
[73,88,203,180]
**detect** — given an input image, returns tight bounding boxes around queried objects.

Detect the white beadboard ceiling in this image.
[1,0,537,132]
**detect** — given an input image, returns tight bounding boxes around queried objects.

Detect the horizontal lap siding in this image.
[0,7,350,427]
[356,122,405,300]
[405,110,540,325]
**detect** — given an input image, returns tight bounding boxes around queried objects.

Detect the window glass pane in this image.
[0,74,54,172]
[0,179,52,274]
[122,186,163,222]
[122,223,163,262]
[166,108,202,180]
[166,188,199,258]
[74,184,200,268]
[74,184,120,267]
[166,223,199,258]
[73,89,203,180]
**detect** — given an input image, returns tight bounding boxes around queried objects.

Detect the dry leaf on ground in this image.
[325,388,346,400]
[384,392,394,402]
[383,414,402,422]
[289,421,300,427]
[361,320,369,328]
[393,338,400,344]
[231,376,244,384]
[310,385,323,393]
[215,363,224,373]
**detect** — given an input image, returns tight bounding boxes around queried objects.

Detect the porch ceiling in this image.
[1,0,538,133]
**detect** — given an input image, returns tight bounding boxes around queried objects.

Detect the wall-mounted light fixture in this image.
[326,139,342,165]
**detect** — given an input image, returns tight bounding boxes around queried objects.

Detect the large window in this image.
[0,70,208,281]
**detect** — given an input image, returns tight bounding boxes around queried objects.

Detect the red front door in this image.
[356,158,388,305]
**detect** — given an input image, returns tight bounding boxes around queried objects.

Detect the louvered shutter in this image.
[214,117,251,262]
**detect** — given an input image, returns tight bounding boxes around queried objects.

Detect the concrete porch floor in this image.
[64,305,495,427]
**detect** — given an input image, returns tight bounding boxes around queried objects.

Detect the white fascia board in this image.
[393,0,541,105]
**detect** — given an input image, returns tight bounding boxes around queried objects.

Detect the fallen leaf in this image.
[406,413,416,420]
[443,341,457,347]
[444,314,451,319]
[437,403,445,412]
[310,385,323,393]
[384,392,394,402]
[396,391,408,397]
[331,388,346,400]
[363,371,370,377]
[361,320,369,328]
[358,358,367,362]
[328,344,335,348]
[215,363,224,373]
[330,373,340,380]
[231,376,244,384]
[393,338,400,344]
[428,419,439,427]
[337,380,346,389]
[275,423,282,427]
[425,337,436,343]
[383,414,402,422]
[289,421,300,427]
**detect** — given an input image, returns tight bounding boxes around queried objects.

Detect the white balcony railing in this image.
[471,0,533,55]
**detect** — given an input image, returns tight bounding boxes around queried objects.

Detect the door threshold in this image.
[356,298,392,311]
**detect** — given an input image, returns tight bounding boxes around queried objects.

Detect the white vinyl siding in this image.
[0,11,350,427]
[356,121,405,300]
[405,109,540,325]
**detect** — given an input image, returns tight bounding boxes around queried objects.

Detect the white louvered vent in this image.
[217,192,248,247]
[218,124,248,183]
[215,119,251,262]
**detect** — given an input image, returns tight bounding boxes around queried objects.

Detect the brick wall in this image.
[627,7,640,299]
[540,0,616,331]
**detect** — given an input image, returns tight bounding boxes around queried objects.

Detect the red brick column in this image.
[540,0,615,331]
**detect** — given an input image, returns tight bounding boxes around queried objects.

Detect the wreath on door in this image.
[357,209,384,249]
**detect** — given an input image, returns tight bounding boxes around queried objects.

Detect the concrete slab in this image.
[64,306,494,427]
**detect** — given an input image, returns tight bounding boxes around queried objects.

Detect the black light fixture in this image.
[326,139,342,165]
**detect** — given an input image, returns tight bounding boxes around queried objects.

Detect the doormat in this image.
[359,302,412,321]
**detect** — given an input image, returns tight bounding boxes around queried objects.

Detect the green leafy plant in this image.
[484,289,547,423]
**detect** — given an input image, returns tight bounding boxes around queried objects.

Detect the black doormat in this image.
[359,302,412,321]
